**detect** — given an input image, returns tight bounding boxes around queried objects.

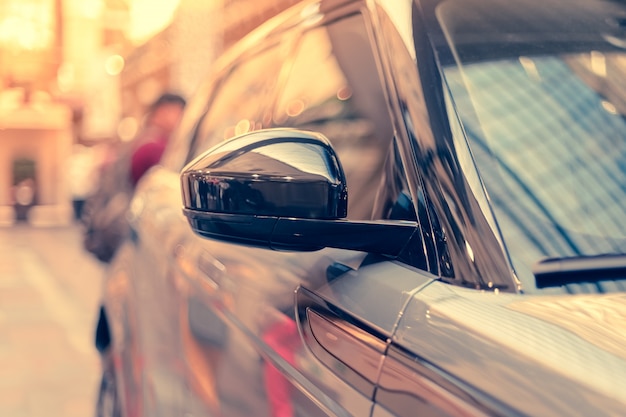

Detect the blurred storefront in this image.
[0,0,73,226]
[0,96,73,226]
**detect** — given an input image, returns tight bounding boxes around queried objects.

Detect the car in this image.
[94,0,626,416]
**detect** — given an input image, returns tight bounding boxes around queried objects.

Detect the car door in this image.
[177,3,438,417]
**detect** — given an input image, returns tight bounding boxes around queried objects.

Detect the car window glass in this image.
[445,56,626,293]
[271,13,394,220]
[189,42,287,160]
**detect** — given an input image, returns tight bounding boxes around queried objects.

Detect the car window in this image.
[270,13,396,221]
[188,41,289,160]
[438,1,626,292]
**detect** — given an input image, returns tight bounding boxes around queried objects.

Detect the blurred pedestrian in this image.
[130,93,186,185]
[81,92,186,263]
[68,144,100,220]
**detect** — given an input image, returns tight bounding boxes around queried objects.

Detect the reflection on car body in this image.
[95,0,626,416]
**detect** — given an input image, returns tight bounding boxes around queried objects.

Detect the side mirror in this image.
[181,129,416,255]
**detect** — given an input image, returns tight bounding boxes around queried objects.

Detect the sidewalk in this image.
[0,222,105,417]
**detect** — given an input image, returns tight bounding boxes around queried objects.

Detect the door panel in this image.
[175,228,434,417]
[296,286,388,398]
[180,242,371,417]
[124,169,193,416]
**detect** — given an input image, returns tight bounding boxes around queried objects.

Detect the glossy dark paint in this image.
[97,1,626,417]
[182,129,417,254]
[181,130,348,219]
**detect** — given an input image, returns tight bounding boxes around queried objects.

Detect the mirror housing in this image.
[181,129,416,255]
[182,129,348,219]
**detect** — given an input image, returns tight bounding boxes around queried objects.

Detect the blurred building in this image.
[0,0,298,226]
[0,0,131,226]
[0,0,72,226]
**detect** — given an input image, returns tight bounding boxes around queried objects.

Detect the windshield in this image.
[438,0,626,292]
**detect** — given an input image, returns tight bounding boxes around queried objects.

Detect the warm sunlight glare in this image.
[128,0,181,44]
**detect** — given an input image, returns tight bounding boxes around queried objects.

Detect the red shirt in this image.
[130,136,167,186]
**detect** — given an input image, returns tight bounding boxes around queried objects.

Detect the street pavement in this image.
[0,221,106,417]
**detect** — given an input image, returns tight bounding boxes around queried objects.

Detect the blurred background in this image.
[0,1,298,416]
[0,0,302,226]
